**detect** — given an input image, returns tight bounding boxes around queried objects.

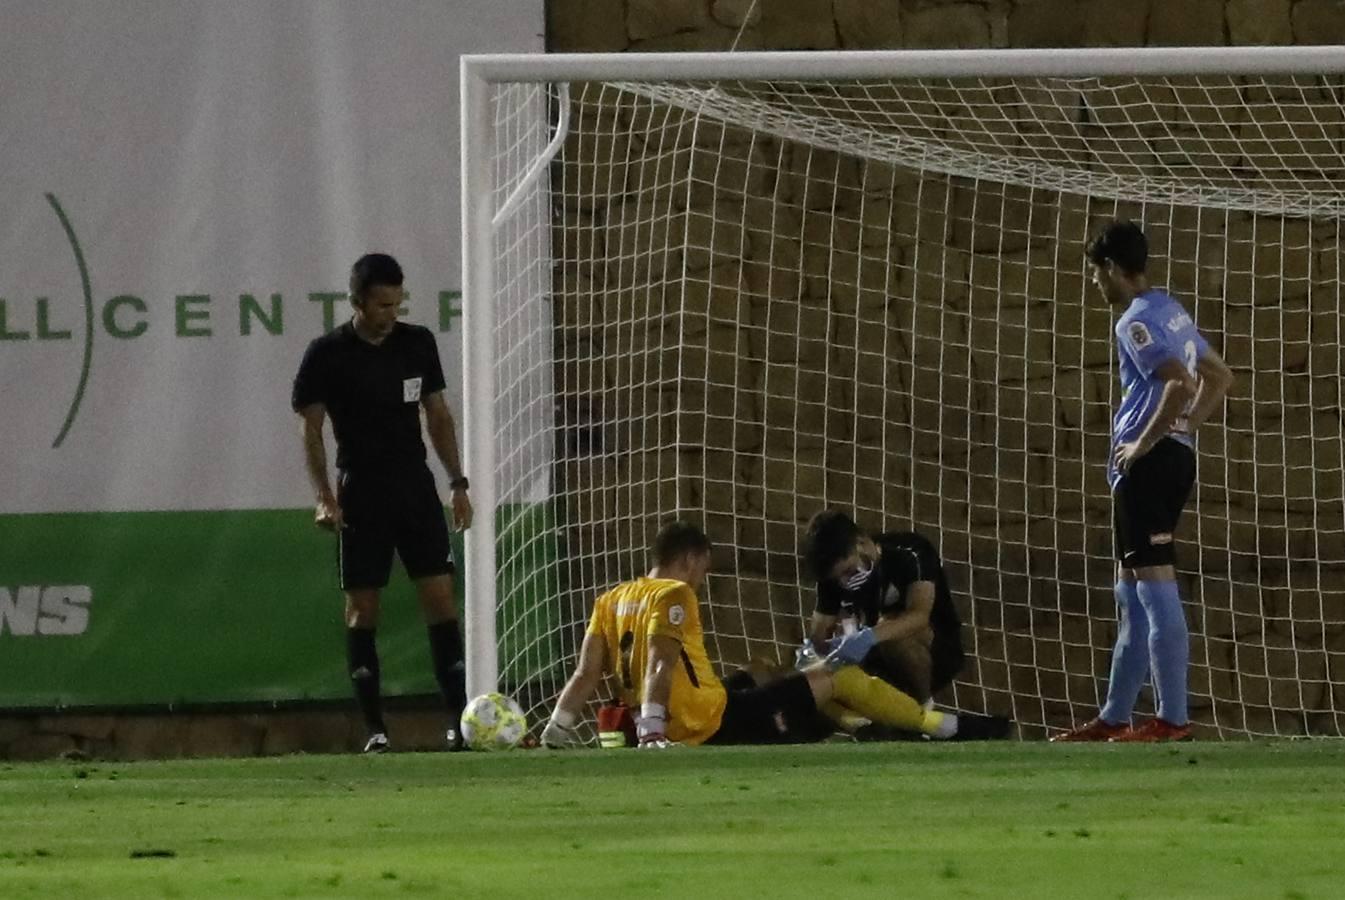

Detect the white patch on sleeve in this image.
[403,377,423,402]
[1127,321,1153,350]
[668,605,685,626]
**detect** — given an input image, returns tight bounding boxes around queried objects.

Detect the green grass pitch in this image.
[2,742,1343,898]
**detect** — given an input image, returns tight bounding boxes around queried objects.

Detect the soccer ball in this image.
[459,692,527,751]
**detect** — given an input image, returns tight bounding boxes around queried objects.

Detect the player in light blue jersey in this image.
[1053,221,1234,743]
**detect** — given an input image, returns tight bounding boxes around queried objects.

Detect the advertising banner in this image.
[0,0,544,707]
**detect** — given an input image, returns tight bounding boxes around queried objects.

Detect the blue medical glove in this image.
[826,627,877,666]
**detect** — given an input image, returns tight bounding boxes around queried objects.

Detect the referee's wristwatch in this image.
[449,476,470,491]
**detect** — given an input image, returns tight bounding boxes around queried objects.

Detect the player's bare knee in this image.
[877,639,933,702]
[345,608,379,629]
[415,576,457,623]
[344,592,380,629]
[803,668,833,705]
[885,634,930,664]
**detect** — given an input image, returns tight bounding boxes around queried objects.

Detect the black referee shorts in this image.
[1113,437,1196,569]
[707,670,821,745]
[336,466,454,590]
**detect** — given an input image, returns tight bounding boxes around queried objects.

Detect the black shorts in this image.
[336,466,454,590]
[1113,437,1196,568]
[706,671,821,745]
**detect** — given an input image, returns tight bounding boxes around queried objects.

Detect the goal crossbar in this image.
[464,46,1345,83]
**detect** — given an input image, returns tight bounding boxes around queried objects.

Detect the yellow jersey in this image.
[586,577,727,745]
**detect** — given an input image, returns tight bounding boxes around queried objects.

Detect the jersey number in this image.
[1183,339,1198,377]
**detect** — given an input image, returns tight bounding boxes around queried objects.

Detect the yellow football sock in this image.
[818,700,871,733]
[831,665,938,736]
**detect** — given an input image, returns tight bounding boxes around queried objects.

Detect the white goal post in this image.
[461,46,1345,739]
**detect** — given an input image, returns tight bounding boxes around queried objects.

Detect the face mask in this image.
[842,560,874,592]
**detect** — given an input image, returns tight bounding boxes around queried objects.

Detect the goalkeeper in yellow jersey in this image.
[542,521,1009,748]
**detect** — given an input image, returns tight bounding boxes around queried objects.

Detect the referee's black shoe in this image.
[445,724,465,752]
[950,713,1012,741]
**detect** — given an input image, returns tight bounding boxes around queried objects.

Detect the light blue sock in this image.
[1100,579,1148,724]
[1136,579,1189,725]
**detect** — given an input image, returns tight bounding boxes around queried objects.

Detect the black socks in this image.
[427,620,467,715]
[346,627,386,735]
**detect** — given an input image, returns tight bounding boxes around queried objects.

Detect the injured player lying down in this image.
[542,521,1009,749]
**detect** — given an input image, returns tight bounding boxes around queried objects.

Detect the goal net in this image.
[461,48,1345,740]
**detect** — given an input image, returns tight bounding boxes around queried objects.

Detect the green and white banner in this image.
[0,0,543,708]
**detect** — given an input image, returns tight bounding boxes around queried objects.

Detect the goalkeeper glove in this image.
[541,709,583,749]
[826,627,877,666]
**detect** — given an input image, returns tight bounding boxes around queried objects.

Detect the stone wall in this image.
[548,0,1345,52]
[545,0,1345,739]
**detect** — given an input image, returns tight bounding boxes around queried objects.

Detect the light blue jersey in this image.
[1110,288,1209,488]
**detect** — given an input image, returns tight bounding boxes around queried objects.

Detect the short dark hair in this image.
[1085,220,1147,275]
[349,253,404,304]
[651,520,711,567]
[803,509,863,580]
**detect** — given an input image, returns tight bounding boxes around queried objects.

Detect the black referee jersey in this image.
[291,320,446,473]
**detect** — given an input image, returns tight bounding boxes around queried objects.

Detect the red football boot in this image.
[1049,717,1130,743]
[1109,718,1192,742]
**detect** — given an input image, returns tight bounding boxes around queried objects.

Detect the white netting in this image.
[624,76,1345,217]
[481,66,1345,739]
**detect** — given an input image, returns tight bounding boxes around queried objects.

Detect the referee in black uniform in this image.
[292,253,473,753]
[803,509,966,704]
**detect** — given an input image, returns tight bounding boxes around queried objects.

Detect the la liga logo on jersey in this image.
[1128,321,1154,349]
[668,605,685,625]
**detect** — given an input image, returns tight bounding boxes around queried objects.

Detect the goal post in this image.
[462,47,1345,738]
